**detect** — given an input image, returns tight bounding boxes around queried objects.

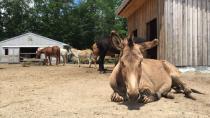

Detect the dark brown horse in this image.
[36,46,61,65]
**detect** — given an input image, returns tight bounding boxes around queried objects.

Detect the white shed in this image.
[0,32,69,63]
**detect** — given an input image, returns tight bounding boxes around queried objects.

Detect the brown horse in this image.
[36,46,61,65]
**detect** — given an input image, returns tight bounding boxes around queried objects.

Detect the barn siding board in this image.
[187,0,193,66]
[158,0,165,59]
[182,0,188,66]
[175,0,179,65]
[169,0,172,63]
[202,0,208,65]
[197,0,203,65]
[167,0,173,63]
[148,0,151,22]
[172,0,176,65]
[140,8,143,36]
[157,0,160,59]
[166,0,169,62]
[164,0,168,60]
[177,0,182,65]
[162,0,165,59]
[192,0,198,66]
[208,0,210,66]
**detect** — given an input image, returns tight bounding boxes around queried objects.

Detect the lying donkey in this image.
[109,35,203,103]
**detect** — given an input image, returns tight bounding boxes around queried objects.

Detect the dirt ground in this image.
[0,64,210,118]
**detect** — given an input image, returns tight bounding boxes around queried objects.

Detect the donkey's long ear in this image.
[110,30,123,50]
[127,33,134,47]
[139,39,159,53]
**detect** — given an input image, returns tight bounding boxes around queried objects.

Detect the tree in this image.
[0,0,127,49]
[0,0,31,39]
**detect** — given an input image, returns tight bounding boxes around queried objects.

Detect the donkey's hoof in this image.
[111,92,124,102]
[141,95,155,104]
[165,92,175,99]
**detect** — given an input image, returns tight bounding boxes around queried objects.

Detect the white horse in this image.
[60,48,69,65]
[36,47,70,65]
[70,48,96,68]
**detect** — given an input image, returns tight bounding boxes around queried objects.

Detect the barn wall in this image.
[0,47,19,63]
[0,33,68,63]
[125,0,210,66]
[127,0,166,59]
[164,0,210,66]
[127,0,158,38]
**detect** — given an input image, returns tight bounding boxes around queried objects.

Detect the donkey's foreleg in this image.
[109,66,127,102]
[77,57,80,67]
[93,55,98,69]
[88,57,92,68]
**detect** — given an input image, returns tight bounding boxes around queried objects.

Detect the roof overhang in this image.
[117,0,146,18]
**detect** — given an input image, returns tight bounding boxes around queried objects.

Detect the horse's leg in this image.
[98,51,106,73]
[55,56,57,65]
[64,55,66,66]
[45,55,48,66]
[57,53,60,65]
[62,55,65,66]
[56,56,58,65]
[55,49,60,65]
[48,56,52,65]
[63,54,67,66]
[65,54,67,65]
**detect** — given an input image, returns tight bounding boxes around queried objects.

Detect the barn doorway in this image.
[133,29,138,37]
[146,18,157,59]
[19,47,38,61]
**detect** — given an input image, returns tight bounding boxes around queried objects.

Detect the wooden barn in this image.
[0,32,69,63]
[117,0,210,66]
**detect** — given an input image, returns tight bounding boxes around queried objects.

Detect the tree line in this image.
[0,0,127,49]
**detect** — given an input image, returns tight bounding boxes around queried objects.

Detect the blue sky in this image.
[74,0,81,4]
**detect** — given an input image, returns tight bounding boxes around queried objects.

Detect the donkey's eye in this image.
[120,61,125,67]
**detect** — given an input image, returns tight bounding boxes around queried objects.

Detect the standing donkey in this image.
[70,48,96,68]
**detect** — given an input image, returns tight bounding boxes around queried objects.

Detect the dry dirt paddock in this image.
[0,64,210,118]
